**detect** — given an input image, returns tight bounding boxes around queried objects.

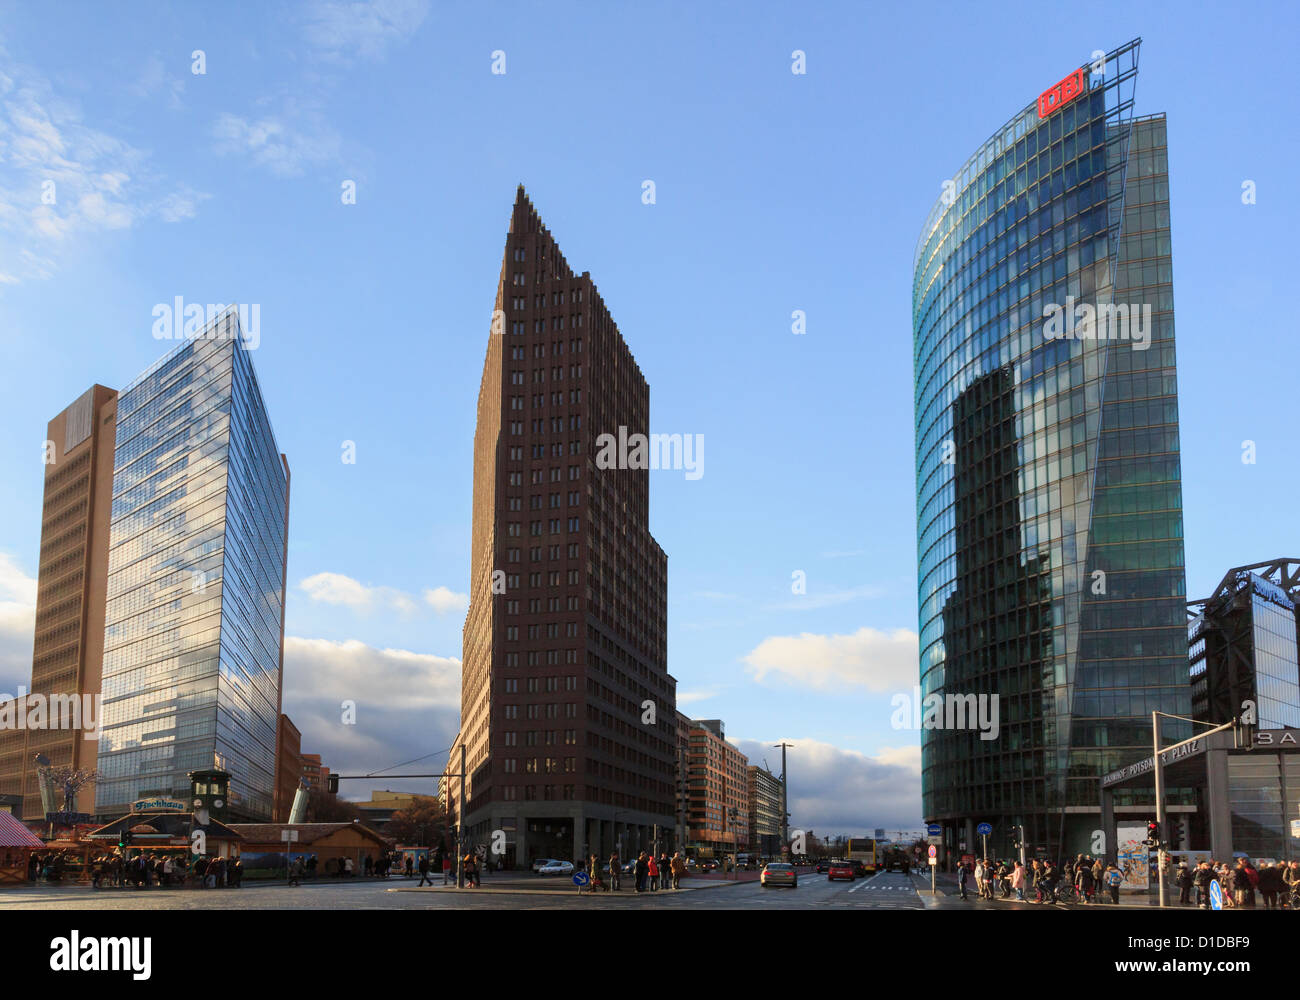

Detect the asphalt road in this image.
[0,869,934,910]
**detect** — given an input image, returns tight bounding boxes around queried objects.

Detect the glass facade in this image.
[913,40,1190,856]
[1227,753,1300,863]
[1190,570,1300,730]
[97,313,288,821]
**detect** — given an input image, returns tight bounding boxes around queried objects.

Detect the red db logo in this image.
[1037,68,1085,118]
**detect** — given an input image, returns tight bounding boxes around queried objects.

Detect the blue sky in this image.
[0,0,1296,835]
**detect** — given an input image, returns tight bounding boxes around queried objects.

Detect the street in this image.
[0,869,939,911]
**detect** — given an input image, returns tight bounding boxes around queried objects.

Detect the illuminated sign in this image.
[1038,67,1085,118]
[132,798,186,813]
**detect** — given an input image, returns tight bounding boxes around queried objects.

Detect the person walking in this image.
[958,861,970,901]
[1193,861,1214,909]
[1011,861,1026,901]
[1175,861,1193,905]
[1076,861,1094,904]
[418,853,434,887]
[973,859,986,899]
[289,856,304,886]
[442,851,453,885]
[1106,863,1123,904]
[1258,862,1283,909]
[609,852,621,891]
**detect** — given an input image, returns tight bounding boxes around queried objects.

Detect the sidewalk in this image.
[922,871,1240,910]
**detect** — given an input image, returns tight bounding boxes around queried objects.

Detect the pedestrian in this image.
[958,861,970,901]
[442,851,453,885]
[289,856,304,886]
[670,852,685,889]
[405,854,414,879]
[1258,862,1283,909]
[609,852,621,891]
[418,852,433,887]
[1011,861,1026,901]
[1175,861,1193,905]
[635,852,649,892]
[658,853,670,888]
[1193,861,1214,908]
[973,859,986,899]
[648,853,659,891]
[1076,860,1094,903]
[1106,863,1123,904]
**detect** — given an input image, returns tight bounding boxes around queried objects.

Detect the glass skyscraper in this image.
[1190,560,1300,731]
[96,311,290,821]
[913,39,1190,858]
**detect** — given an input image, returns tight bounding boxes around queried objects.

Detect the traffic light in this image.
[1144,820,1160,848]
[327,773,339,794]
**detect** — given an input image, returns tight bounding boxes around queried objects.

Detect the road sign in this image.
[926,823,942,836]
[928,845,937,858]
[1291,819,1300,839]
[928,856,937,866]
[976,822,992,836]
[572,871,590,886]
[1209,879,1223,911]
[280,829,298,843]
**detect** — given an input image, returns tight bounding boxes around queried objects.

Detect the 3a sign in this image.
[1038,67,1085,118]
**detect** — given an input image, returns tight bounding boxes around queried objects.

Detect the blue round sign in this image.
[976,823,993,836]
[926,823,942,836]
[572,871,590,886]
[1208,879,1222,911]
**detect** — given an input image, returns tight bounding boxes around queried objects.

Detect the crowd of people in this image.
[955,852,1300,908]
[582,851,688,892]
[959,854,1129,904]
[87,852,244,888]
[1182,857,1300,909]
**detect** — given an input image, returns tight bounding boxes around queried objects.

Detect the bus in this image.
[846,839,879,874]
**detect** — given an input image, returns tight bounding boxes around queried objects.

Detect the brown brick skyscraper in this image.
[455,187,676,867]
[0,386,117,819]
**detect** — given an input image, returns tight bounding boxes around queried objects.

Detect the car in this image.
[531,858,559,873]
[537,860,575,876]
[850,861,870,878]
[761,862,797,888]
[700,860,719,872]
[827,861,855,881]
[816,860,833,873]
[685,858,699,870]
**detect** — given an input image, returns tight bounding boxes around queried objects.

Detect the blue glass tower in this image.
[913,40,1190,858]
[97,311,289,821]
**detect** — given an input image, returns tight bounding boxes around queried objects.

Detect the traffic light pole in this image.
[1148,713,1239,908]
[1152,711,1167,909]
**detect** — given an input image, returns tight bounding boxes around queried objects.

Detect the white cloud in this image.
[0,553,37,693]
[768,583,885,611]
[732,736,921,834]
[676,687,722,706]
[282,635,461,801]
[0,48,207,283]
[423,586,468,616]
[300,571,466,618]
[302,0,431,61]
[212,111,341,178]
[742,626,918,692]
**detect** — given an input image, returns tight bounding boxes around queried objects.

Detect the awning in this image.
[0,812,45,849]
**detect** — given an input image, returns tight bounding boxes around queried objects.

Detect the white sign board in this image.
[281,829,299,843]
